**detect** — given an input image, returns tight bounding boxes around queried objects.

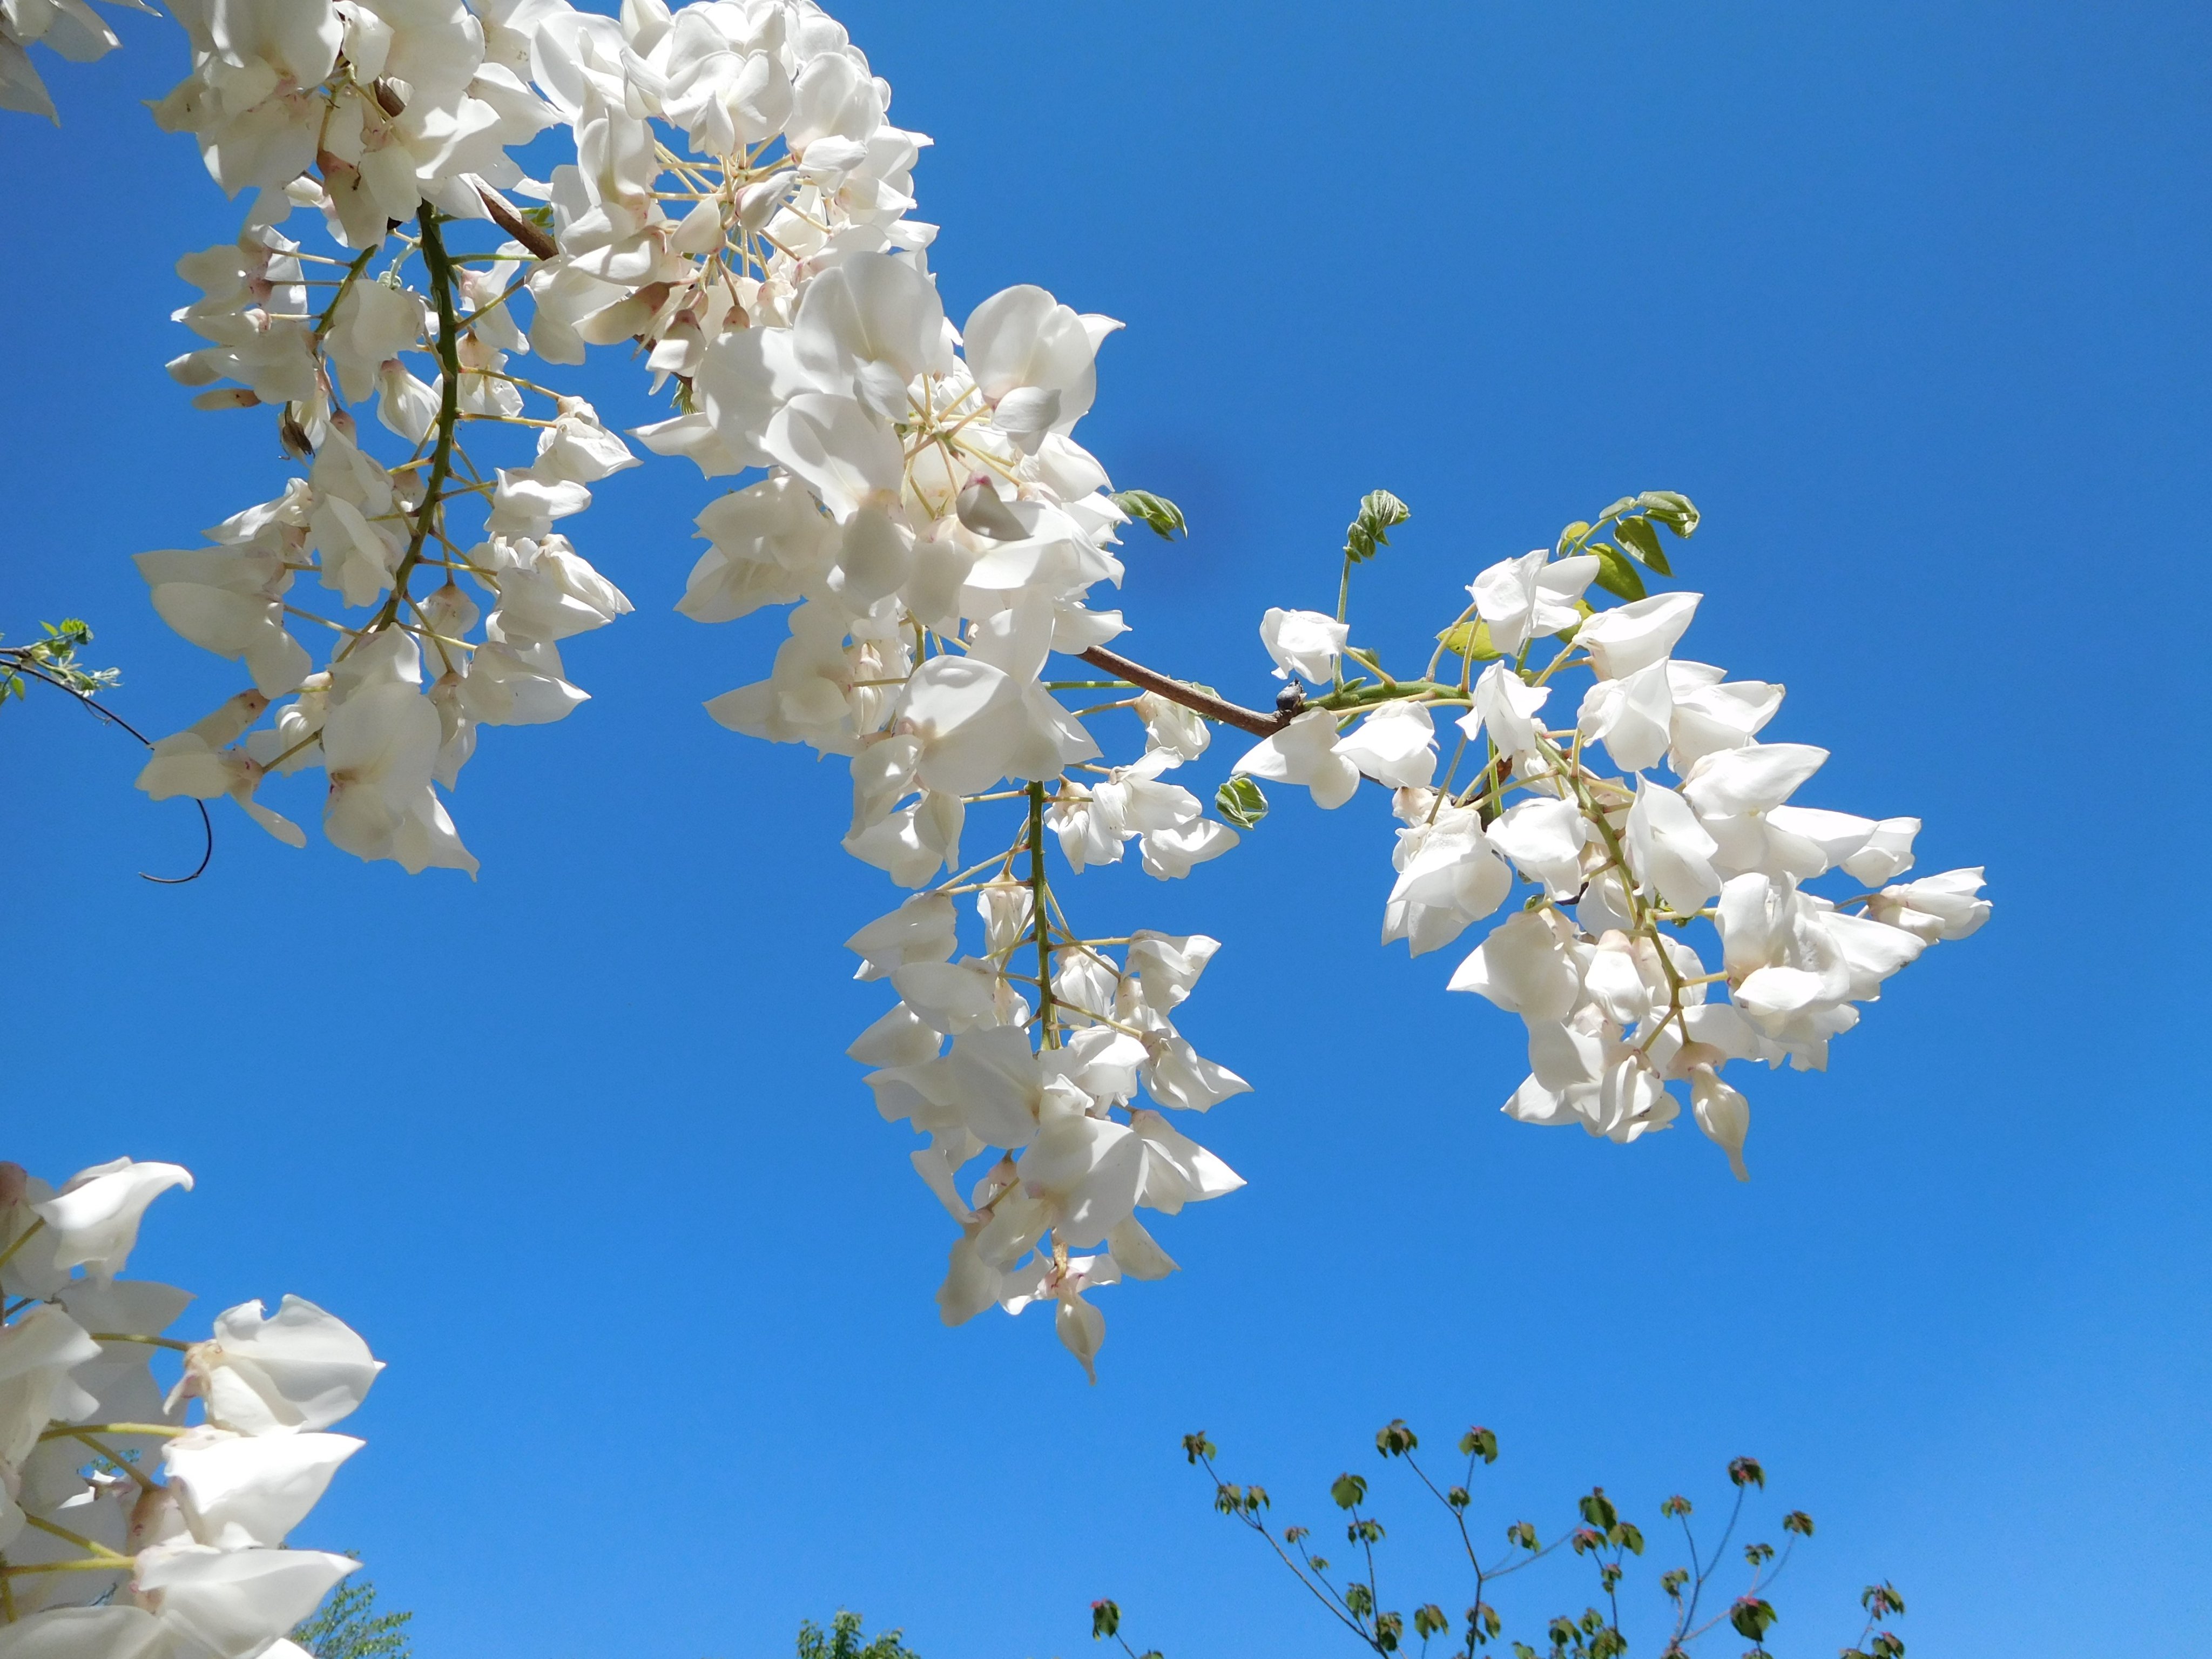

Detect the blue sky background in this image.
[4,2,2208,1654]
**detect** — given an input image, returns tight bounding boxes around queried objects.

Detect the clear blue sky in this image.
[5,3,2207,1654]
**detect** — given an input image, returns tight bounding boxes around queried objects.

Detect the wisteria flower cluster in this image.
[116,0,1258,1379]
[39,0,1990,1381]
[0,1157,381,1655]
[130,0,652,874]
[1228,495,1991,1179]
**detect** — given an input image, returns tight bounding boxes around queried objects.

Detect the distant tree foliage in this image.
[796,1610,922,1659]
[1090,1426,1907,1659]
[292,1575,414,1659]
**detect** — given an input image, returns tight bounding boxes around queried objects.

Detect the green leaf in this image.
[1579,1490,1618,1533]
[1091,1600,1121,1640]
[1614,516,1672,575]
[1330,1472,1367,1510]
[1216,776,1269,830]
[1435,619,1502,662]
[1636,490,1700,537]
[1555,518,1593,555]
[1458,1426,1499,1464]
[1375,1420,1418,1457]
[1111,490,1188,541]
[1589,544,1646,602]
[1343,489,1412,563]
[1728,1597,1778,1641]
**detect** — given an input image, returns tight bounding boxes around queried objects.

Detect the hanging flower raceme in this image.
[529,0,1258,1380]
[0,1157,381,1653]
[1224,491,1990,1180]
[131,0,644,875]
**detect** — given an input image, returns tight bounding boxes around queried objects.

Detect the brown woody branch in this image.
[473,184,559,260]
[1077,645,1289,738]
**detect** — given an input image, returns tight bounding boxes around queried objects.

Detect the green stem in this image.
[312,245,380,339]
[347,206,463,658]
[86,1333,190,1352]
[19,1516,125,1563]
[1027,782,1058,1050]
[1310,678,1464,712]
[0,1219,45,1273]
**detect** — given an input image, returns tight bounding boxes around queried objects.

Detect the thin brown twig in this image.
[1075,644,1288,738]
[472,184,559,260]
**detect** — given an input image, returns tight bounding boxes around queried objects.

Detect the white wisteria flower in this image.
[0,1159,380,1649]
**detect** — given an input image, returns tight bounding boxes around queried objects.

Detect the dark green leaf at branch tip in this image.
[1435,619,1502,663]
[1614,515,1673,575]
[1090,1600,1121,1640]
[1589,544,1646,602]
[1343,489,1412,563]
[1216,775,1268,830]
[1375,1419,1418,1457]
[1728,1597,1779,1641]
[1330,1472,1367,1510]
[1111,490,1188,541]
[1728,1455,1766,1490]
[1636,489,1700,537]
[1459,1426,1499,1464]
[1860,1582,1907,1618]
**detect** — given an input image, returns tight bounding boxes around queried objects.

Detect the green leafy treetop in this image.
[291,1574,413,1659]
[794,1610,921,1659]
